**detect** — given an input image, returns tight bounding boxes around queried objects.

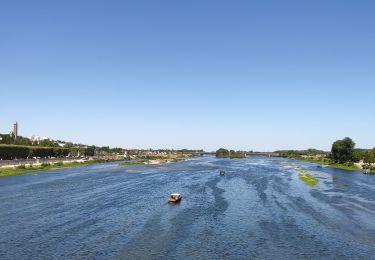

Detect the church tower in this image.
[13,121,18,139]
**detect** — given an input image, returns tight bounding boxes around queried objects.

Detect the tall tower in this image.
[13,121,18,139]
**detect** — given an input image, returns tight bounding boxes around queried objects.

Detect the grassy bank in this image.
[119,160,147,166]
[0,159,118,177]
[328,163,360,171]
[293,158,360,171]
[298,173,320,186]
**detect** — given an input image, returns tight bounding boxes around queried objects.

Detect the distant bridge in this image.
[247,152,280,157]
[200,152,280,157]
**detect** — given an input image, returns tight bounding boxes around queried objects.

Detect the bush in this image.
[0,144,91,160]
[0,145,29,160]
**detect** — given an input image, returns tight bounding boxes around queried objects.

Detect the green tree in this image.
[100,146,111,153]
[39,139,58,147]
[14,136,32,146]
[331,137,355,163]
[352,149,364,162]
[0,134,13,144]
[64,142,74,148]
[216,148,229,158]
[363,148,375,163]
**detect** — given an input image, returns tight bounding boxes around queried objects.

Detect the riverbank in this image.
[292,157,363,171]
[0,155,197,177]
[0,159,119,177]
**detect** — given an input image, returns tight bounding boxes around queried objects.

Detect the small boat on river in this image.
[220,170,225,176]
[168,193,182,203]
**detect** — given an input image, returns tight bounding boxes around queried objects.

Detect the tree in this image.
[39,139,58,147]
[14,136,32,146]
[331,137,355,163]
[352,149,364,162]
[363,148,375,163]
[64,142,74,148]
[0,134,13,144]
[216,148,229,158]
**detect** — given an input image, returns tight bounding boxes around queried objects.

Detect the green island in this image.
[298,172,320,187]
[215,148,246,159]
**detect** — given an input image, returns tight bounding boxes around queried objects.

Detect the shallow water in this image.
[0,156,374,259]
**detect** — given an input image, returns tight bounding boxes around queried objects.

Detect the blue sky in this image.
[1,1,374,151]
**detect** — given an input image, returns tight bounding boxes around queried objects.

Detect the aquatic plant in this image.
[298,173,319,187]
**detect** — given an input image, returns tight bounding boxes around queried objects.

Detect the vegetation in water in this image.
[298,173,320,187]
[120,160,147,166]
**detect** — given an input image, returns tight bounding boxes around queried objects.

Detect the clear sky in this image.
[1,1,374,151]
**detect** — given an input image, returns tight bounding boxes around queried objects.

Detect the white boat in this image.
[168,193,182,203]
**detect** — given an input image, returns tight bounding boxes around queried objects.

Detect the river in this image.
[0,156,374,259]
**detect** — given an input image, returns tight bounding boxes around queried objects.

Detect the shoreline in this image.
[0,159,121,177]
[290,157,375,174]
[0,156,198,177]
[119,156,195,167]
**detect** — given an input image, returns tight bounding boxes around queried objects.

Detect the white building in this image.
[30,135,41,143]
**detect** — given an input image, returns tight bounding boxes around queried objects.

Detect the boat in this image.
[168,193,182,203]
[220,170,225,176]
[363,169,370,175]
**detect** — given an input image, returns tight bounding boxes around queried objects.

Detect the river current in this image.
[0,156,374,259]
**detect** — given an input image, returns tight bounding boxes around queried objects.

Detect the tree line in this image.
[277,137,375,164]
[0,145,95,160]
[216,148,246,159]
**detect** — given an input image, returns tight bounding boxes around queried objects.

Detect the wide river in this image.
[0,156,374,259]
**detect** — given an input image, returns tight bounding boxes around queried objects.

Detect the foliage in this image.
[39,139,58,147]
[276,149,328,159]
[0,160,105,177]
[0,134,13,144]
[0,145,94,160]
[14,137,32,146]
[328,162,359,171]
[216,148,246,158]
[363,148,375,163]
[120,160,146,166]
[298,173,319,186]
[331,137,355,163]
[216,148,229,158]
